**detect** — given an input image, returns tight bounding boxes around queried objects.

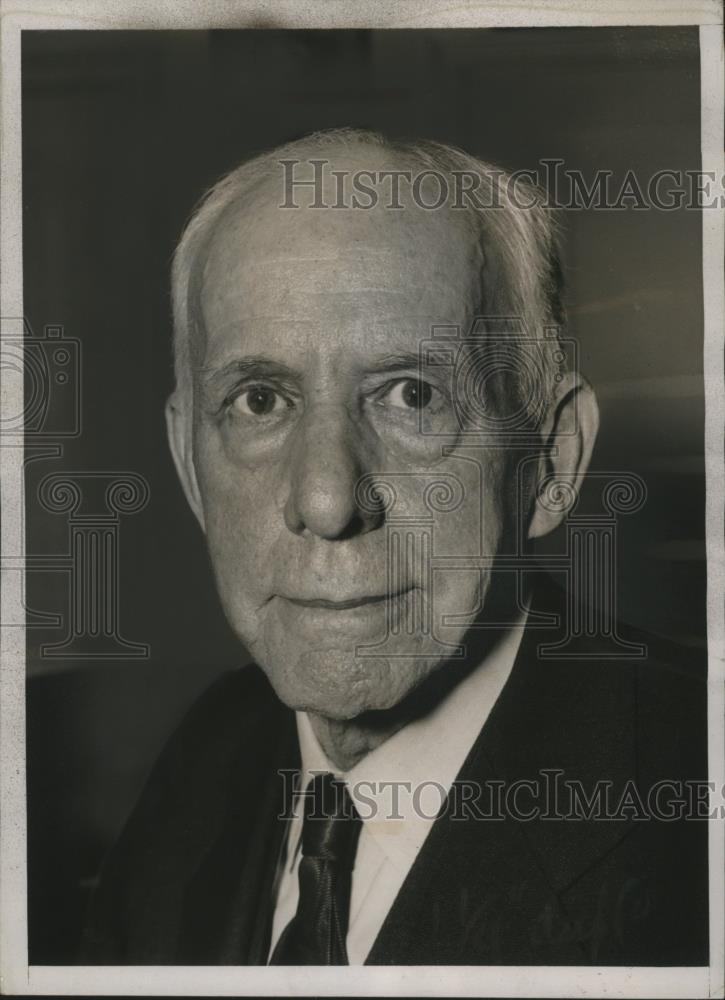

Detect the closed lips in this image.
[281,589,413,610]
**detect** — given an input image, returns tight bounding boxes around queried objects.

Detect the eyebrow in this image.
[199,351,431,388]
[198,357,300,390]
[362,352,428,375]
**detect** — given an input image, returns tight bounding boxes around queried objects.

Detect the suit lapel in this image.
[367,581,638,964]
[365,733,587,964]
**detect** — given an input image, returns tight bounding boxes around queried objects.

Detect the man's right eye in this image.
[229,385,290,418]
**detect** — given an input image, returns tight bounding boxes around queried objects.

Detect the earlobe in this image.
[165,393,206,532]
[527,373,599,540]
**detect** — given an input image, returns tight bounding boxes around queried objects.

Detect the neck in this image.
[307,582,529,771]
[307,712,404,772]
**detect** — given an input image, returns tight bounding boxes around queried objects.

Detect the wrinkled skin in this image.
[168,145,598,767]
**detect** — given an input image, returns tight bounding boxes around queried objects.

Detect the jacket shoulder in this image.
[79,663,289,961]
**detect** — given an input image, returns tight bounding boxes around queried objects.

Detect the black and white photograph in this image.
[1,1,723,997]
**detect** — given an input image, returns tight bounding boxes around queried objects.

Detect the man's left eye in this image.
[382,378,435,410]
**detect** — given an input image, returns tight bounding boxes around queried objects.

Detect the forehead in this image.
[197,154,483,368]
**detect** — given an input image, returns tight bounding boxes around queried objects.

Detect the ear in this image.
[166,391,206,532]
[527,371,599,540]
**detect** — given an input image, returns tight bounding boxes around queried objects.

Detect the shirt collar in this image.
[296,608,528,869]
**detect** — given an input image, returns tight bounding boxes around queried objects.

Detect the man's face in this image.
[188,154,514,720]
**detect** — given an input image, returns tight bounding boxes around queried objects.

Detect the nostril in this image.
[323,511,371,542]
[295,483,363,540]
[285,473,385,540]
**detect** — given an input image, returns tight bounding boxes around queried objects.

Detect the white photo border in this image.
[1,2,723,997]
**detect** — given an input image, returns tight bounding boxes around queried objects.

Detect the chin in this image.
[257,645,438,721]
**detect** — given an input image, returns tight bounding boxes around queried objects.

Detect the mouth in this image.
[280,588,414,611]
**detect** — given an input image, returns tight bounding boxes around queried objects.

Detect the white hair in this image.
[170,127,565,427]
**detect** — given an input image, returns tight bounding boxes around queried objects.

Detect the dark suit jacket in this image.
[80,582,709,965]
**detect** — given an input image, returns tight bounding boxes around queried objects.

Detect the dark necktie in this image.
[269,772,362,965]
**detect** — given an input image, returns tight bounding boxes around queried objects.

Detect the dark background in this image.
[22,27,704,963]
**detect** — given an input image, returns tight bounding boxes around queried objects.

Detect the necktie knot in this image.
[302,772,361,868]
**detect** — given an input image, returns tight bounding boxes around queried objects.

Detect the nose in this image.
[284,403,382,540]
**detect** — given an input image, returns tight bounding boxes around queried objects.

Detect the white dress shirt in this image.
[268,611,527,964]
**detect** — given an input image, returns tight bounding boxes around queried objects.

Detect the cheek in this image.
[428,452,509,622]
[193,428,284,633]
[431,451,508,554]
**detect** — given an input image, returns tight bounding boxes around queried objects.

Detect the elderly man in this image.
[82,129,707,966]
